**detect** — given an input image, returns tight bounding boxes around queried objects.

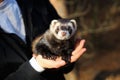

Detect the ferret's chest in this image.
[50,40,73,53]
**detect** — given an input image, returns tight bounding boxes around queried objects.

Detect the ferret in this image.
[32,19,77,63]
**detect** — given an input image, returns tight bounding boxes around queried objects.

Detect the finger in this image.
[49,58,66,68]
[71,48,86,62]
[36,55,66,68]
[53,60,66,68]
[72,39,86,55]
[77,39,85,50]
[44,59,66,68]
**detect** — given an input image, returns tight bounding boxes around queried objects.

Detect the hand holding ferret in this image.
[32,39,86,69]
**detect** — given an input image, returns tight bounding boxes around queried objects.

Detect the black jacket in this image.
[0,0,74,80]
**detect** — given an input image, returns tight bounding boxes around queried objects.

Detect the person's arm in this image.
[0,34,45,80]
[33,39,86,69]
[5,62,42,80]
[0,48,44,80]
[0,38,83,80]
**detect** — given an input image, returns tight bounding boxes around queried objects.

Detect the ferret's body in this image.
[32,19,77,63]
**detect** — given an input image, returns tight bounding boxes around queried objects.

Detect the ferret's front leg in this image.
[35,44,57,60]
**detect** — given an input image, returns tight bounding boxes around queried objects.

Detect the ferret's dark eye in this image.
[55,27,59,33]
[68,27,72,34]
[68,26,71,30]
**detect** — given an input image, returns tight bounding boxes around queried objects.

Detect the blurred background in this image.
[50,0,120,80]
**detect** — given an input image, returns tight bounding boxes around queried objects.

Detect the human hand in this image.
[71,39,86,62]
[32,39,86,69]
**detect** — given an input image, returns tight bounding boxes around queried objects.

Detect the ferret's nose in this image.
[62,32,66,36]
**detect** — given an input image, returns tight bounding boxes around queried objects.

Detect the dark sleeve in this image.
[60,62,75,74]
[0,47,44,80]
[5,62,45,80]
[31,0,61,38]
[0,46,38,80]
[0,34,45,80]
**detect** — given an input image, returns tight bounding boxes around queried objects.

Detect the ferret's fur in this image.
[32,19,77,63]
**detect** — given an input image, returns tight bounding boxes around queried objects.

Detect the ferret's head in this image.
[50,19,77,40]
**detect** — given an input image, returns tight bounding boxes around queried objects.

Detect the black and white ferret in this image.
[32,19,77,63]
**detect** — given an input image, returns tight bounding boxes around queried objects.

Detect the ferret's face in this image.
[50,19,77,40]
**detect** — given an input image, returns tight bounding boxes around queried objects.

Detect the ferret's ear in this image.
[70,19,77,27]
[70,19,77,30]
[50,19,58,32]
[51,19,58,26]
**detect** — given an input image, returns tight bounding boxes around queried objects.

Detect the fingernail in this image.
[60,61,65,65]
[82,39,85,42]
[83,48,87,52]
